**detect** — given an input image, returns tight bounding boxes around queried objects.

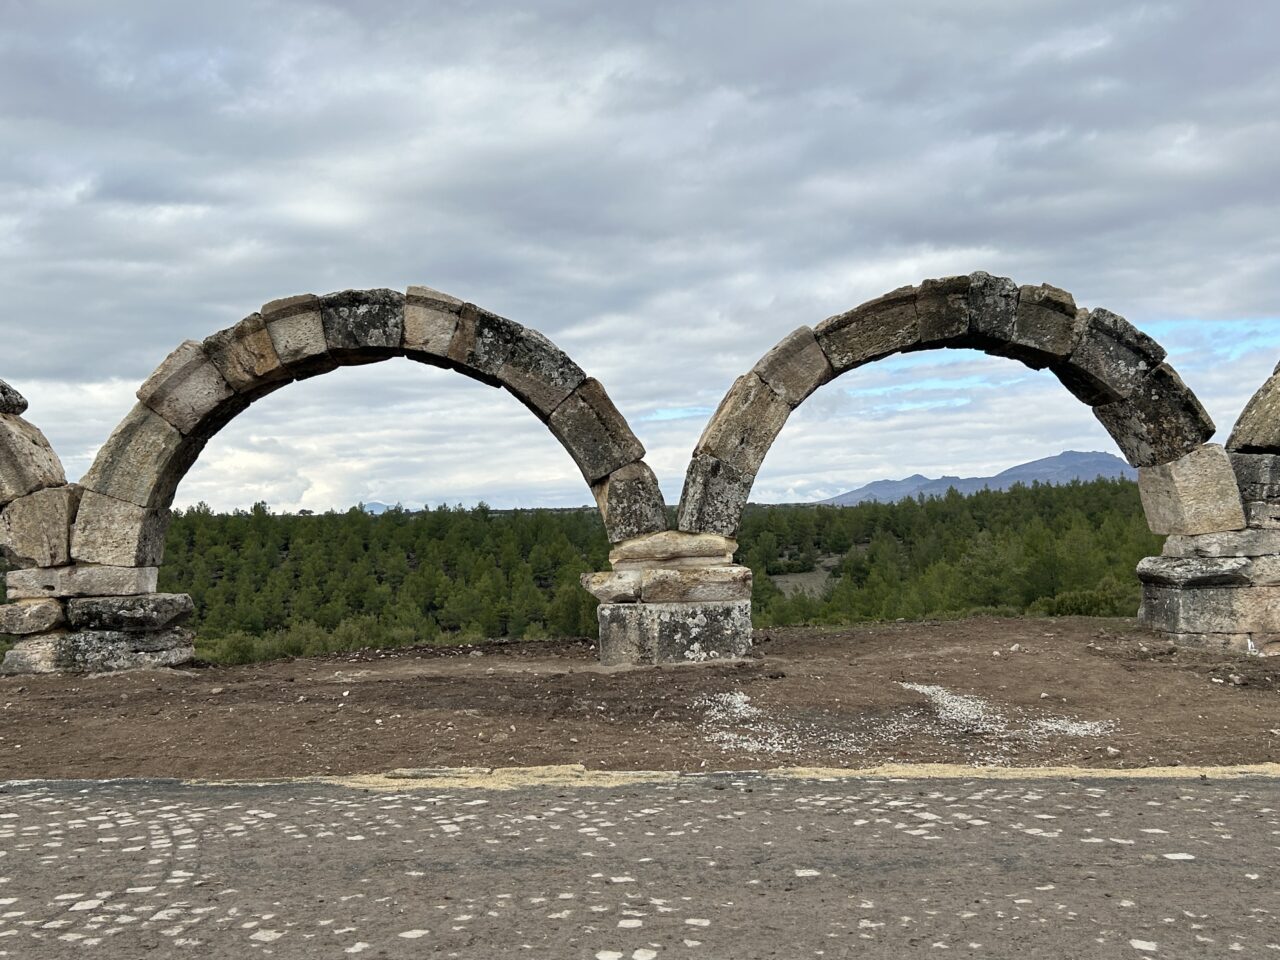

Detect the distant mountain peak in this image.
[819,451,1135,506]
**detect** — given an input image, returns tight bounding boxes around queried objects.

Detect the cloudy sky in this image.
[3,1,1278,512]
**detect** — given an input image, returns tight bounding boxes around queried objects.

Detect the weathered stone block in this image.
[967,272,1019,343]
[752,327,834,407]
[0,599,65,635]
[0,627,194,674]
[6,565,159,599]
[815,285,919,373]
[677,454,752,538]
[0,485,79,567]
[71,491,170,567]
[1245,501,1280,529]
[992,283,1086,367]
[403,285,463,362]
[548,379,645,484]
[1163,529,1280,558]
[580,570,642,604]
[81,403,203,510]
[0,414,65,507]
[320,289,405,361]
[1227,370,1280,453]
[1054,308,1166,405]
[610,529,736,568]
[1136,555,1256,588]
[596,600,752,666]
[1140,584,1280,634]
[447,306,587,418]
[916,275,972,344]
[693,373,791,477]
[1229,453,1280,502]
[640,566,753,603]
[137,340,238,436]
[591,461,667,543]
[203,313,291,394]
[262,293,336,378]
[1137,444,1246,535]
[1093,364,1215,467]
[0,378,27,415]
[67,593,194,632]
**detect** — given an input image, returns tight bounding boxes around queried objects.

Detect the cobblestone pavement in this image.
[0,773,1276,959]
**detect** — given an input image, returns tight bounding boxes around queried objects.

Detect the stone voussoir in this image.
[1054,307,1166,406]
[137,340,238,436]
[80,403,203,511]
[751,327,833,408]
[262,293,336,378]
[1137,443,1246,536]
[548,379,645,484]
[591,461,668,544]
[403,285,464,363]
[1093,364,1215,468]
[203,313,292,394]
[0,378,28,415]
[6,565,159,600]
[676,453,752,539]
[320,288,406,361]
[814,284,920,373]
[66,593,195,632]
[693,372,791,478]
[993,283,1086,368]
[967,272,1020,343]
[0,598,66,635]
[0,484,80,568]
[916,275,973,344]
[71,490,171,567]
[1227,369,1280,453]
[0,414,66,507]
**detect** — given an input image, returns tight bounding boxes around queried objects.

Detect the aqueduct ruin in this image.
[1,273,1277,673]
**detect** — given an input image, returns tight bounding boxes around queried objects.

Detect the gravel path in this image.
[1,772,1276,958]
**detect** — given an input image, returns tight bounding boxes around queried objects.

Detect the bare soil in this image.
[1,617,1277,780]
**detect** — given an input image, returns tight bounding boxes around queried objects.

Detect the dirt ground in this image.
[0,617,1277,780]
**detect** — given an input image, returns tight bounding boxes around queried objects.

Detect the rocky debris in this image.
[815,284,919,373]
[137,340,239,436]
[1052,308,1167,406]
[639,566,753,603]
[0,627,194,674]
[1227,368,1280,453]
[751,327,833,407]
[1229,452,1280,503]
[1137,443,1247,535]
[596,600,752,666]
[80,403,202,510]
[66,593,195,632]
[71,490,171,567]
[0,598,65,635]
[548,379,644,484]
[0,378,28,415]
[1093,364,1215,467]
[0,484,79,567]
[916,275,972,344]
[261,293,337,379]
[609,530,737,568]
[402,285,463,362]
[320,289,405,361]
[0,414,66,507]
[693,372,791,479]
[203,313,292,394]
[6,565,158,600]
[1159,632,1263,655]
[676,453,751,538]
[1162,529,1280,558]
[590,461,667,543]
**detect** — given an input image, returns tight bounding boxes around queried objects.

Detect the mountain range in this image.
[818,451,1136,507]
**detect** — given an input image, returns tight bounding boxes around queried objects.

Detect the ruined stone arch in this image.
[676,272,1240,541]
[69,286,669,572]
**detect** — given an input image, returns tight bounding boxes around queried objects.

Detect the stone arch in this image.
[70,286,668,573]
[677,273,1232,540]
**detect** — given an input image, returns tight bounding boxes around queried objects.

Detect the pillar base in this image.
[597,600,752,666]
[1137,554,1280,656]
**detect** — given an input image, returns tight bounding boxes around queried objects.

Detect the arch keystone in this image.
[320,288,405,362]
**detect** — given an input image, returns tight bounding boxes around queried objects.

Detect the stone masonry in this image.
[3,276,1278,673]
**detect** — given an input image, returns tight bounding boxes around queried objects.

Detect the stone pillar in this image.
[1136,443,1279,656]
[582,531,754,665]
